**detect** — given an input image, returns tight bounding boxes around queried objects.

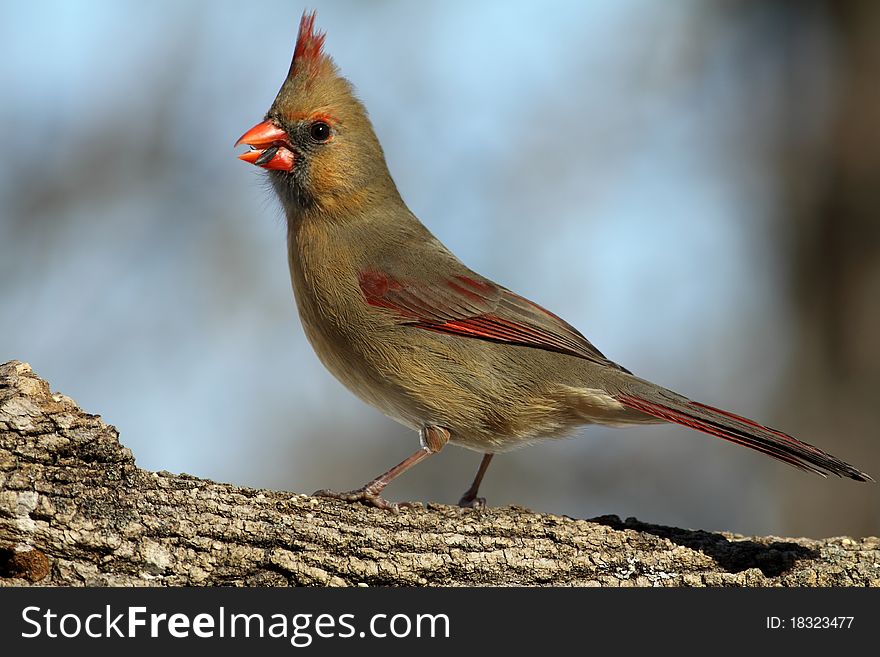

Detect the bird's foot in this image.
[457,493,487,509]
[312,488,420,512]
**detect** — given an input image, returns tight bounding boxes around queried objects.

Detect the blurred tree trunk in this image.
[774,0,880,535]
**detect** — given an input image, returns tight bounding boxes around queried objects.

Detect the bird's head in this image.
[236,12,395,214]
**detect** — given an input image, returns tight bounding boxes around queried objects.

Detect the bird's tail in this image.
[612,381,872,482]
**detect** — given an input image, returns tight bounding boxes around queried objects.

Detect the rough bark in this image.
[0,360,877,587]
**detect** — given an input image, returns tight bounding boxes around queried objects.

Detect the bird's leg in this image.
[458,453,494,508]
[313,426,450,511]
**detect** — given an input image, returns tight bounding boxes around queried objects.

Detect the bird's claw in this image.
[312,488,420,512]
[457,494,487,509]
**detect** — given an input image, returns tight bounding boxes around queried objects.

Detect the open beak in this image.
[235,120,295,171]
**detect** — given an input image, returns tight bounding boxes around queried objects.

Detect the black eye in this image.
[309,121,331,143]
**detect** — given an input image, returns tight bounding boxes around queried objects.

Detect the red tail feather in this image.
[615,394,872,482]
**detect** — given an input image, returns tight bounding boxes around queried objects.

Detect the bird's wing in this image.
[358,270,628,371]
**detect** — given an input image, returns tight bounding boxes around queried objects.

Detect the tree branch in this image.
[0,360,877,586]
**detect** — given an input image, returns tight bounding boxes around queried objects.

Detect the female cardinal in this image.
[236,12,871,510]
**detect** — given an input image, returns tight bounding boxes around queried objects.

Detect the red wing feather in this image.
[358,270,627,370]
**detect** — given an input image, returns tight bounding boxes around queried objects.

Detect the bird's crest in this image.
[288,11,328,79]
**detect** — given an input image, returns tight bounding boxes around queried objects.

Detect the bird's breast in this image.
[285,223,423,428]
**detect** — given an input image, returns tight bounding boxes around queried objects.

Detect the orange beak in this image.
[235,120,295,171]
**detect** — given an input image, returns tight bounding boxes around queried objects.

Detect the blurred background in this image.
[1,0,877,538]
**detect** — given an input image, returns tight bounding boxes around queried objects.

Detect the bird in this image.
[235,12,872,510]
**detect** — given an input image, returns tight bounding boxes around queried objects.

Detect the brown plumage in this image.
[236,12,872,510]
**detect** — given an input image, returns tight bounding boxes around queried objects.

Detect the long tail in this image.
[613,383,872,482]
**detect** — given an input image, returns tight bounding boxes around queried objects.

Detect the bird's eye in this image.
[309,121,332,143]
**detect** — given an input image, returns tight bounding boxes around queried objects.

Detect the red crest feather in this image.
[288,10,327,77]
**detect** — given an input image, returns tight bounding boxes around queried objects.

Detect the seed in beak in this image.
[254,145,280,167]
